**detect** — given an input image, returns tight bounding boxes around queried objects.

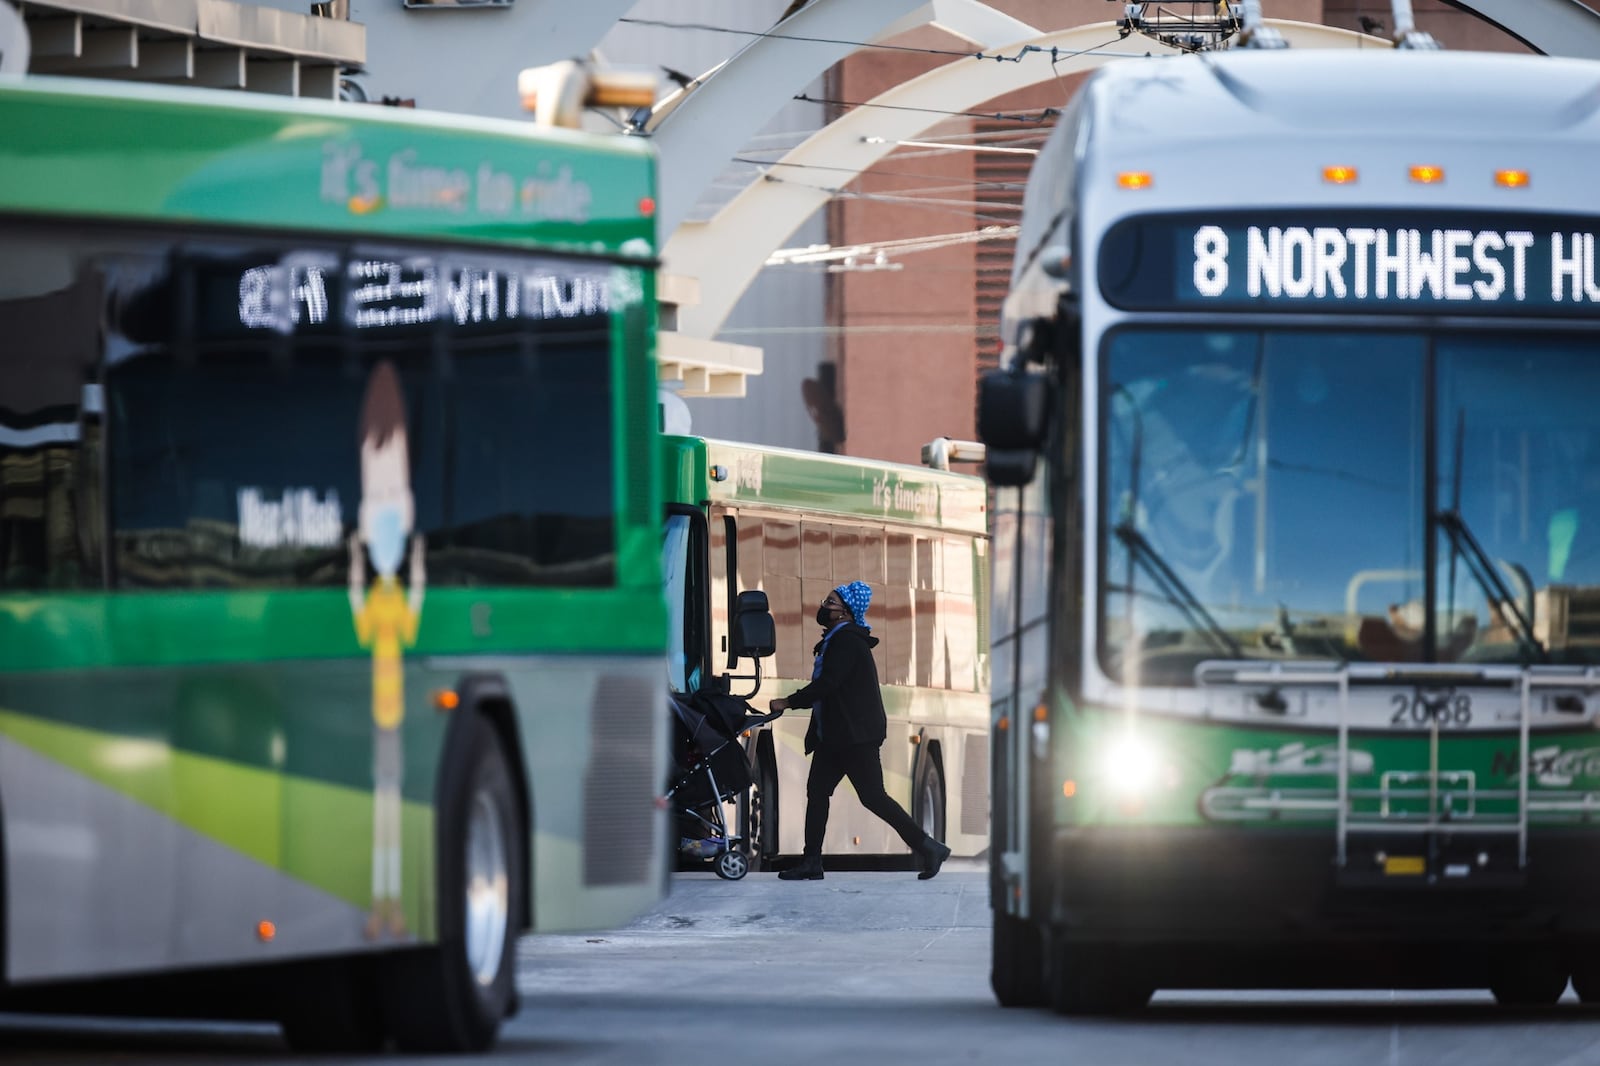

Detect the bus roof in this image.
[1086,50,1600,147]
[1076,50,1600,215]
[0,76,656,259]
[1007,49,1600,328]
[661,435,987,536]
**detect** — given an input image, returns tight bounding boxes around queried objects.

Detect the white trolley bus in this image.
[982,17,1600,1012]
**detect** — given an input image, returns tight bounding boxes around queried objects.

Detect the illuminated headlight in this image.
[1100,733,1163,795]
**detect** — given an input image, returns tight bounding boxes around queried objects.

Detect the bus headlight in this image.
[1101,733,1163,796]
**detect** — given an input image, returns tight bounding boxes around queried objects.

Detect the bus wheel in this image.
[991,913,1048,1007]
[1571,955,1600,1002]
[1489,952,1568,1007]
[1049,943,1153,1015]
[913,750,946,844]
[277,959,384,1052]
[381,711,523,1052]
[743,735,778,870]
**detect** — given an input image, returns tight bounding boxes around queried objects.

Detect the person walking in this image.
[768,581,952,882]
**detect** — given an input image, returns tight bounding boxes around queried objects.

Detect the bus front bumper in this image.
[1048,826,1600,946]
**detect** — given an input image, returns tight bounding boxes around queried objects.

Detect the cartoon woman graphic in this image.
[349,360,424,939]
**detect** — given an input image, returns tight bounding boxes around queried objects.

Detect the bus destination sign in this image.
[1099,212,1600,316]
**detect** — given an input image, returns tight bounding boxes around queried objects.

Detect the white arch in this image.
[667,19,1380,341]
[647,0,1047,237]
[1448,0,1600,59]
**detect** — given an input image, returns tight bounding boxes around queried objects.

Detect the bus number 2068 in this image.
[1390,691,1472,728]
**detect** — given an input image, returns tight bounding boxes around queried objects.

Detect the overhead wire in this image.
[618,16,1133,65]
[728,156,1027,190]
[792,93,1057,124]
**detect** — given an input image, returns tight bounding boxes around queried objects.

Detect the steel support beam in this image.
[667,19,1379,341]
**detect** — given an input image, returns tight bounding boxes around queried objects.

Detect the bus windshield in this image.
[1099,328,1600,684]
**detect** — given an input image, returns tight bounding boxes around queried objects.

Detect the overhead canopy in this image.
[17,0,363,96]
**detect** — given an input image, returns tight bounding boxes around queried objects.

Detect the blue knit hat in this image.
[834,580,872,630]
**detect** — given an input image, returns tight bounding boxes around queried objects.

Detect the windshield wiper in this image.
[1438,409,1544,664]
[1435,509,1545,663]
[1110,383,1242,660]
[1114,521,1242,658]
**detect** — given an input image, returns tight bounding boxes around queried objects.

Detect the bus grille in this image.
[583,674,658,886]
[961,731,989,837]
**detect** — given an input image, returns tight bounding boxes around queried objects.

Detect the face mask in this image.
[817,604,839,627]
[368,505,407,576]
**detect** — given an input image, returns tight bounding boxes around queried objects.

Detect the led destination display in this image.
[183,252,612,340]
[1099,212,1600,315]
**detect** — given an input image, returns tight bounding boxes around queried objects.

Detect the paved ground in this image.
[7,861,1600,1065]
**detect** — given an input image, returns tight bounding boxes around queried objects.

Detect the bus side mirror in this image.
[978,367,1050,451]
[984,449,1038,487]
[731,590,776,660]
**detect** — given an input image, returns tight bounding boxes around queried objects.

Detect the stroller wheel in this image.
[715,849,749,881]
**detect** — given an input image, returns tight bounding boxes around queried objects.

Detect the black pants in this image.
[803,741,926,858]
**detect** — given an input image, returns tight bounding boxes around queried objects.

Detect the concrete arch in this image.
[1445,0,1600,60]
[647,0,1049,237]
[667,19,1379,341]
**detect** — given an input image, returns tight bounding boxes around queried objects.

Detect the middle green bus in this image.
[661,435,990,867]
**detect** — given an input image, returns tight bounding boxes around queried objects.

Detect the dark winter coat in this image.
[785,624,887,754]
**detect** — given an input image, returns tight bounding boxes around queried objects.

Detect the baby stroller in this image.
[666,688,783,880]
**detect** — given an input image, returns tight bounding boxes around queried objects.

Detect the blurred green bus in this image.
[0,75,666,1051]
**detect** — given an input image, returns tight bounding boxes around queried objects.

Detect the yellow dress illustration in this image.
[350,360,424,939]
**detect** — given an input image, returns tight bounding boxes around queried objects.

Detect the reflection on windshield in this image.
[1101,329,1600,685]
[1437,336,1600,667]
[1102,331,1400,683]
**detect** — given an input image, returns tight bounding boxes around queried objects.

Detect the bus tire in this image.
[277,959,384,1052]
[1571,950,1600,1003]
[744,734,779,870]
[1489,951,1568,1007]
[991,913,1048,1007]
[913,746,946,844]
[380,710,523,1052]
[1049,942,1152,1016]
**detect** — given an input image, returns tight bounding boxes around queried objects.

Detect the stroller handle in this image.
[743,707,784,728]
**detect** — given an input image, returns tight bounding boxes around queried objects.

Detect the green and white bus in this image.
[983,41,1600,1012]
[661,435,990,868]
[0,74,666,1051]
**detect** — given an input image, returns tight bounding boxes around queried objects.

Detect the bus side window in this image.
[861,525,886,585]
[853,525,888,676]
[885,531,916,686]
[763,518,805,678]
[943,537,977,692]
[801,521,835,666]
[834,524,886,675]
[0,268,106,591]
[915,536,944,689]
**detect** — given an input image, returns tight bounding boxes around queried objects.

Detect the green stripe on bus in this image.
[0,708,431,912]
[0,586,666,673]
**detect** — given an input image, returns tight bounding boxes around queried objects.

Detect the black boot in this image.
[778,856,824,881]
[917,837,951,881]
